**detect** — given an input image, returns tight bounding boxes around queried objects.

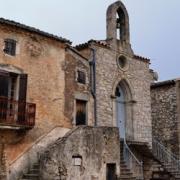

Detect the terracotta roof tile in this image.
[75,39,110,50]
[0,17,71,44]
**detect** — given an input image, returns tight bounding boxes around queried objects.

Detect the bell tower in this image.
[106,1,133,53]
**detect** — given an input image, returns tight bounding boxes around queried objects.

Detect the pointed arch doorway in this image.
[114,80,134,140]
[116,85,126,139]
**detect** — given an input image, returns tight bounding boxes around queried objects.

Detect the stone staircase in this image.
[19,162,40,180]
[162,164,180,180]
[152,138,180,179]
[120,141,140,180]
[120,155,136,179]
[150,163,172,180]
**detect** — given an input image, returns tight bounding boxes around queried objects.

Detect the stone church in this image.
[0,1,180,180]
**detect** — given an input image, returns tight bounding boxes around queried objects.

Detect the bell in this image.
[117,22,121,29]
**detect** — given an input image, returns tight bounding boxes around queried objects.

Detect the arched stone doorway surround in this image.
[112,78,136,140]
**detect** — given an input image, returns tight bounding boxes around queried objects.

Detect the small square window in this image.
[77,70,86,84]
[4,39,16,56]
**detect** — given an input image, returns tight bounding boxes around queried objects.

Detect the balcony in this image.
[0,97,36,129]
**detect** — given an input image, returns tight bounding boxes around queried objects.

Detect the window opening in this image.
[4,39,16,56]
[77,70,86,84]
[116,9,126,41]
[115,87,121,97]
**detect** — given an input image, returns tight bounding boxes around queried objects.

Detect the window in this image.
[77,70,86,84]
[72,155,82,166]
[4,39,16,56]
[117,55,129,71]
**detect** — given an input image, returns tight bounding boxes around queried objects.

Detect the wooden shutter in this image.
[0,76,9,98]
[18,74,28,122]
[0,73,9,120]
[18,74,27,102]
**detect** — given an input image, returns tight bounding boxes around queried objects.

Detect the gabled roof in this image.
[75,39,150,63]
[0,17,71,44]
[133,55,150,63]
[75,39,110,50]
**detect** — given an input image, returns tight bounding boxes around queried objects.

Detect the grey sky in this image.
[0,0,179,81]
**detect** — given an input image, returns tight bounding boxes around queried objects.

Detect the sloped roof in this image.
[151,79,176,88]
[75,40,150,63]
[0,17,71,44]
[75,39,110,50]
[133,55,150,63]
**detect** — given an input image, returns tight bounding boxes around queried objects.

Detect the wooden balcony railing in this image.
[0,97,36,129]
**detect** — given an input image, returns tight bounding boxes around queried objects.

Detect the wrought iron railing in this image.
[152,138,180,175]
[123,139,144,179]
[0,97,36,128]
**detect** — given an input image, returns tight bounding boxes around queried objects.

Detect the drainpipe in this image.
[89,47,97,126]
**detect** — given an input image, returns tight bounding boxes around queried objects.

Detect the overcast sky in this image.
[0,0,179,81]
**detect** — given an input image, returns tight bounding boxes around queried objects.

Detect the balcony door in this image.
[0,70,27,123]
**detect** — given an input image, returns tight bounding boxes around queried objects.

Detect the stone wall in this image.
[9,127,69,180]
[40,126,120,180]
[64,48,94,126]
[91,44,152,143]
[151,80,180,156]
[0,144,7,180]
[0,23,69,166]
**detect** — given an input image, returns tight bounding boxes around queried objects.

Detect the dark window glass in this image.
[77,70,86,84]
[115,87,121,97]
[4,39,16,56]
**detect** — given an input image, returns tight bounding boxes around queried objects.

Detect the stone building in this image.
[151,79,180,157]
[0,1,180,180]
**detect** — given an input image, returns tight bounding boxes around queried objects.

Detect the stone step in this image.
[29,169,39,174]
[20,162,40,180]
[121,172,134,176]
[120,160,127,165]
[174,175,180,179]
[32,164,40,169]
[119,175,136,179]
[150,178,169,180]
[120,164,129,170]
[23,173,39,178]
[120,168,132,173]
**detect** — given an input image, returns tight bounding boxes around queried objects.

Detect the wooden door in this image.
[106,164,116,180]
[76,100,86,125]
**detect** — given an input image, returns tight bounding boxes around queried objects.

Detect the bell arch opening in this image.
[107,1,130,44]
[116,8,126,41]
[113,79,134,140]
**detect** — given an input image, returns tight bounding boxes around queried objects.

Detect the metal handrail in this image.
[153,138,179,160]
[152,137,180,174]
[123,139,144,179]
